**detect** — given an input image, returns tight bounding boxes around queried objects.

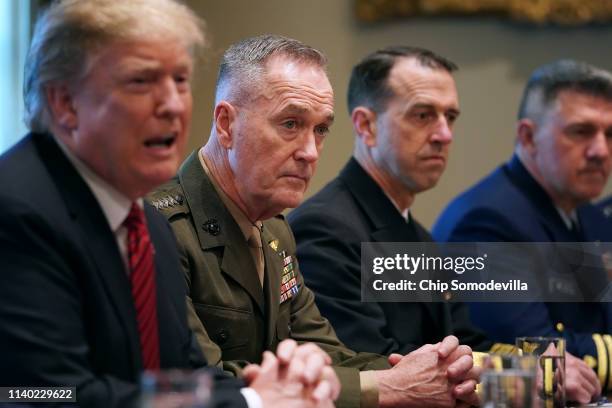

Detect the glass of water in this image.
[481,354,538,408]
[516,337,566,408]
[140,369,212,408]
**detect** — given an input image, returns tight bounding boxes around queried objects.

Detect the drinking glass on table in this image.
[516,336,566,408]
[140,369,212,408]
[481,353,538,408]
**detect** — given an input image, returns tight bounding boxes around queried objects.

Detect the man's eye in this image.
[282,120,297,129]
[127,75,155,89]
[413,111,433,122]
[568,126,595,138]
[315,125,329,137]
[174,74,189,84]
[174,75,191,91]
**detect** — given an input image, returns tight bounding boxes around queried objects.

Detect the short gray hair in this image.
[24,0,205,133]
[214,34,327,105]
[518,59,612,121]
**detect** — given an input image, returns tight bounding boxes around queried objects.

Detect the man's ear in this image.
[45,83,78,131]
[352,107,377,147]
[516,118,538,156]
[214,101,237,149]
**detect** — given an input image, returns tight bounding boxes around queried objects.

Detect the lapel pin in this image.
[268,239,279,251]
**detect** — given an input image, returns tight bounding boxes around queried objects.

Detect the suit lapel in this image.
[339,158,446,331]
[339,159,429,242]
[507,156,611,302]
[178,152,265,314]
[505,156,576,241]
[35,133,141,372]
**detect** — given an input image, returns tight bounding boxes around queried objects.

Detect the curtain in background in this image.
[0,0,30,154]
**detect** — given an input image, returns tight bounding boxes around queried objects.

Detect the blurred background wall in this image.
[185,0,612,227]
[5,0,612,227]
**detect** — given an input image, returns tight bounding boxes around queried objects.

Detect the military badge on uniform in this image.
[268,245,300,304]
[279,254,299,303]
[268,239,279,252]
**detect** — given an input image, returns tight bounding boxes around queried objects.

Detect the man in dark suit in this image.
[0,2,338,407]
[150,36,480,408]
[289,46,497,358]
[433,59,611,401]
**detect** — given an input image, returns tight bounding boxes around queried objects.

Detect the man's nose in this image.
[156,77,188,118]
[295,131,320,163]
[587,130,611,160]
[430,116,453,144]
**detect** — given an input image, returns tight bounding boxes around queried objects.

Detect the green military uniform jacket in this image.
[148,152,390,408]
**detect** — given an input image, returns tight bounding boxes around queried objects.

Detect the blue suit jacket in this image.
[433,155,612,383]
[0,133,245,407]
[289,158,492,355]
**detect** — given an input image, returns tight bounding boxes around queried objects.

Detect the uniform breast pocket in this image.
[194,303,253,356]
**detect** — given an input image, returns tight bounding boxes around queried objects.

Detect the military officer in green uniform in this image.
[149,34,479,408]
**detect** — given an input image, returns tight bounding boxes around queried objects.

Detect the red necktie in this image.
[124,203,160,370]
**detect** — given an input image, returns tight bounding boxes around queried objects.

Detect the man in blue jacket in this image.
[434,59,612,397]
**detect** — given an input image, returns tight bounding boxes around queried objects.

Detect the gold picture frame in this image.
[355,0,612,25]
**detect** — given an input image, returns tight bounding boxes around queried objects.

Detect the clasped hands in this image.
[243,335,479,408]
[377,335,481,408]
[243,339,340,408]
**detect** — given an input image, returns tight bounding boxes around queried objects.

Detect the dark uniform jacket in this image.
[598,195,612,219]
[149,152,390,408]
[433,154,612,390]
[288,158,493,355]
[0,133,245,408]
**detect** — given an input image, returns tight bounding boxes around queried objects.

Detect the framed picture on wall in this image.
[355,0,612,25]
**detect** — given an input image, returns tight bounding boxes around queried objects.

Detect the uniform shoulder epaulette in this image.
[489,343,519,355]
[591,333,612,392]
[146,179,188,219]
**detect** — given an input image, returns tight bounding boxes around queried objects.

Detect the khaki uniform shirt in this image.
[148,151,389,408]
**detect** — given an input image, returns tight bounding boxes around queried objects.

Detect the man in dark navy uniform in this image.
[434,59,612,400]
[289,46,496,356]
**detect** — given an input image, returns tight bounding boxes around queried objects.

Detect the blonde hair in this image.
[24,0,205,132]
